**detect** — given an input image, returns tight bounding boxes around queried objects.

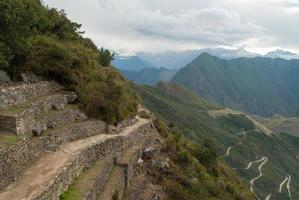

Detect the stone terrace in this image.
[0,81,162,200]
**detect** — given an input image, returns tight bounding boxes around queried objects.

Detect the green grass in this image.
[60,156,113,200]
[59,185,80,200]
[0,134,19,149]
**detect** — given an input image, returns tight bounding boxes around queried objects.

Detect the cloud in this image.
[43,0,299,54]
[95,0,268,52]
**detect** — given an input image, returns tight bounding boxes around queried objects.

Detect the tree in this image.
[98,47,115,67]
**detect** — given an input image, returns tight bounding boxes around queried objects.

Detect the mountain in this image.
[136,82,299,199]
[120,67,178,85]
[265,49,299,60]
[0,1,256,200]
[137,48,259,69]
[171,53,299,117]
[112,56,156,71]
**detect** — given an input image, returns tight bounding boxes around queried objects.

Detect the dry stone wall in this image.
[0,120,107,190]
[0,81,61,109]
[35,136,124,200]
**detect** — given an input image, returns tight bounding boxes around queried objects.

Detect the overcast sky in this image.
[43,0,299,55]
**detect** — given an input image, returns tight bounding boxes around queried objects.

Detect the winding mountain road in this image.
[265,193,272,200]
[225,131,249,156]
[287,175,292,200]
[278,175,292,200]
[279,176,288,193]
[246,157,268,193]
[246,157,267,170]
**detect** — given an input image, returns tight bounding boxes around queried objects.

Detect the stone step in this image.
[0,92,78,135]
[0,118,151,200]
[60,155,115,200]
[0,81,61,109]
[96,166,126,200]
[0,120,107,191]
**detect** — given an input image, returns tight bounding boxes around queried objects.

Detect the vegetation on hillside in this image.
[136,83,250,150]
[171,53,299,117]
[153,119,254,200]
[137,82,299,199]
[0,0,138,123]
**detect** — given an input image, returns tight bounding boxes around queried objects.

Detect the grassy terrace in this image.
[60,156,113,200]
[0,134,19,150]
[0,93,64,116]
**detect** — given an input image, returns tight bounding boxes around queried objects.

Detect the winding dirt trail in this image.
[265,193,272,200]
[225,131,248,156]
[287,175,292,200]
[278,175,292,200]
[247,157,268,193]
[279,176,288,193]
[0,117,148,200]
[246,157,266,170]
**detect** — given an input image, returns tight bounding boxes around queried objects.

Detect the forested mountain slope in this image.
[137,82,299,199]
[171,53,299,117]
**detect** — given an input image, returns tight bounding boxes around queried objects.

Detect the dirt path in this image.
[278,174,292,200]
[225,131,248,156]
[247,157,268,193]
[287,175,292,200]
[265,193,272,200]
[279,176,288,193]
[246,157,266,170]
[0,117,148,200]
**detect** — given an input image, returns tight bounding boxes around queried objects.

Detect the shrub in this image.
[0,0,138,124]
[98,47,115,67]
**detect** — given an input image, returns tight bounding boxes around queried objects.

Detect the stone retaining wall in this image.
[123,121,153,149]
[0,92,78,136]
[83,156,114,200]
[0,81,61,109]
[0,120,107,190]
[35,136,124,200]
[0,115,16,133]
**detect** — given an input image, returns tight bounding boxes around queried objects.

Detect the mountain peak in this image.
[265,49,299,60]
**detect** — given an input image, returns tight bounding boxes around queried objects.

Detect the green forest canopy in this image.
[0,0,138,123]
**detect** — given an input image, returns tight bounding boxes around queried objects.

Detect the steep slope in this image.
[171,53,299,117]
[0,81,254,200]
[137,83,299,199]
[120,67,178,85]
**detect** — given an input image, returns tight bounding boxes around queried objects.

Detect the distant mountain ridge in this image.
[265,49,299,60]
[137,48,259,69]
[120,67,178,85]
[112,56,156,71]
[171,53,299,117]
[138,48,299,70]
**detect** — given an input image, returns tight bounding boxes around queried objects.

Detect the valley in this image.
[137,82,299,200]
